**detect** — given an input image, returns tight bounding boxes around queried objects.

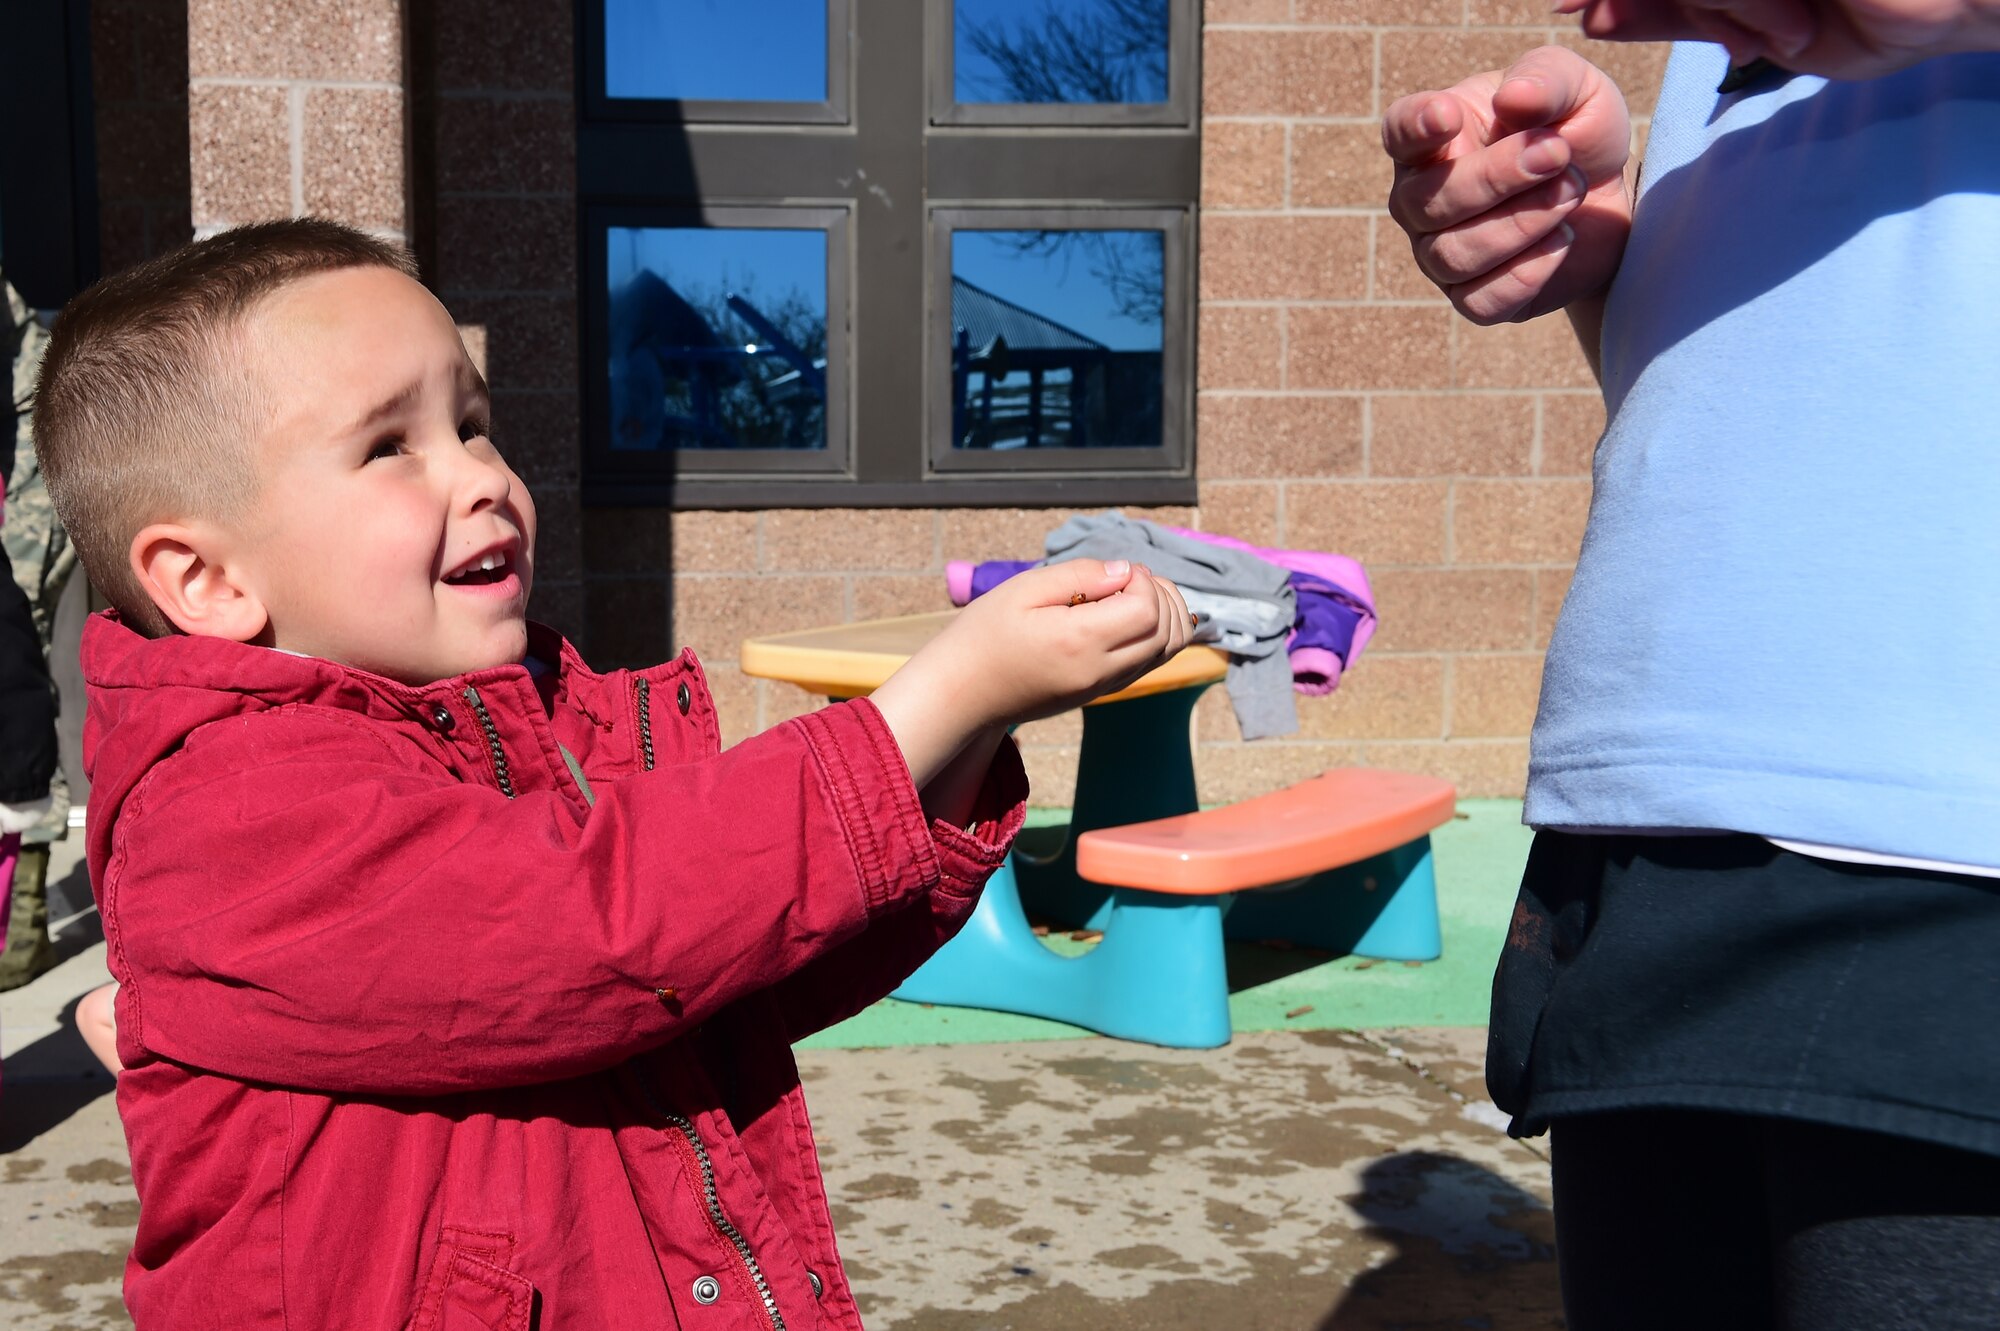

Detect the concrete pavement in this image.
[1,842,1559,1330]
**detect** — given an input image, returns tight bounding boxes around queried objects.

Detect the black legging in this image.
[1551,1110,2000,1331]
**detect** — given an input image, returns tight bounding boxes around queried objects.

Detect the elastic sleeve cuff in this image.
[931,736,1028,894]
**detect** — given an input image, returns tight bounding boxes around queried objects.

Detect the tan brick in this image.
[303,87,405,233]
[1202,216,1370,302]
[189,83,290,228]
[190,0,401,81]
[1205,0,1292,20]
[1556,34,1672,115]
[1540,392,1606,476]
[1203,30,1373,118]
[434,0,574,93]
[701,664,762,749]
[1300,654,1447,740]
[1125,505,1200,530]
[1195,741,1370,806]
[1372,394,1535,477]
[1285,479,1450,566]
[1533,567,1573,649]
[435,96,576,195]
[444,295,578,391]
[763,677,831,729]
[1454,314,1596,389]
[1452,654,1545,738]
[670,574,847,661]
[490,391,580,485]
[1201,122,1287,210]
[1362,739,1528,797]
[1014,711,1083,748]
[1297,0,1460,25]
[674,511,761,572]
[531,486,582,582]
[1372,217,1450,302]
[1199,305,1284,391]
[585,577,670,669]
[436,195,576,292]
[1381,32,1545,110]
[581,508,673,574]
[1453,479,1591,564]
[1291,123,1393,210]
[851,574,951,621]
[1195,684,1238,743]
[1370,568,1535,651]
[1198,394,1364,479]
[532,580,585,645]
[1467,0,1567,24]
[1022,746,1082,808]
[763,509,934,572]
[1289,306,1455,391]
[942,508,1075,563]
[1196,481,1282,548]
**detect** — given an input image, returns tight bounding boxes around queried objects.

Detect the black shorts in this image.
[1487,831,2000,1159]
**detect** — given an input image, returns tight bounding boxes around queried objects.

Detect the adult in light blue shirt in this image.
[1382,8,2000,1328]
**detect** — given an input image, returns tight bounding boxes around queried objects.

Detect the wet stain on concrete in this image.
[1094,1242,1197,1273]
[964,1197,1023,1230]
[62,1162,129,1188]
[6,1157,46,1184]
[0,1246,127,1317]
[76,1201,139,1231]
[844,1173,922,1202]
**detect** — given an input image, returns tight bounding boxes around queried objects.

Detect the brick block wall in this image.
[187,0,406,240]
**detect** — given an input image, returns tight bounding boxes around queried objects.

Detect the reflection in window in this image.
[608,227,828,450]
[604,0,828,102]
[950,229,1163,451]
[954,0,1168,105]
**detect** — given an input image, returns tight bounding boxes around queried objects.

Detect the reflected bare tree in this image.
[961,0,1169,104]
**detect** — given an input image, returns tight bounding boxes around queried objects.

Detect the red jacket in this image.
[82,615,1025,1330]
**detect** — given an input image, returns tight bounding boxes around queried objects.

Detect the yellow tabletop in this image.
[740,610,1229,705]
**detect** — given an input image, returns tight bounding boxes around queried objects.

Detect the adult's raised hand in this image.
[1382,46,1633,325]
[1560,0,2000,79]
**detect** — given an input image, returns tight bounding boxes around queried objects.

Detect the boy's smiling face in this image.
[227,265,538,685]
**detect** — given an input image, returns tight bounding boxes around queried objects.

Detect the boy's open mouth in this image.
[443,550,514,586]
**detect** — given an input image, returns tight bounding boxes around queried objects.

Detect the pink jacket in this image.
[82,615,1025,1329]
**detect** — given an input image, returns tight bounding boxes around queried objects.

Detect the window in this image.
[578,0,1198,508]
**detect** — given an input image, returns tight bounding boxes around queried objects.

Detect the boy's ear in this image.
[130,523,270,642]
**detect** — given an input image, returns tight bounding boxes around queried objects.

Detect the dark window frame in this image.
[575,0,1199,510]
[582,0,854,125]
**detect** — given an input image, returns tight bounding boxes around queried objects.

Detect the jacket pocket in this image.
[411,1229,537,1331]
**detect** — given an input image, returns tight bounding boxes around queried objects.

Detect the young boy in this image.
[34,219,1193,1330]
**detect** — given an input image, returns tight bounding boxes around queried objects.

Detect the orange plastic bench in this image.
[899,768,1457,1048]
[1077,768,1458,894]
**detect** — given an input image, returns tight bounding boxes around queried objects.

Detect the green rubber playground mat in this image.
[796,798,1533,1050]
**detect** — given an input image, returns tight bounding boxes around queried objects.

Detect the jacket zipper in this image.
[663,1112,786,1331]
[633,677,657,772]
[461,686,516,799]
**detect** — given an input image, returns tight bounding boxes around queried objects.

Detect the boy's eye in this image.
[459,417,490,442]
[366,437,405,462]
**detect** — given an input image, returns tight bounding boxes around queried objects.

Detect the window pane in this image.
[953,0,1169,105]
[949,229,1163,451]
[604,0,828,102]
[608,227,829,451]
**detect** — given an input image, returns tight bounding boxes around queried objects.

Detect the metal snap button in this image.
[429,704,454,732]
[808,1270,824,1298]
[676,681,692,715]
[691,1275,720,1305]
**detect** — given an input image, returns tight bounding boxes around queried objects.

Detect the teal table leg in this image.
[1220,836,1443,961]
[1014,682,1211,929]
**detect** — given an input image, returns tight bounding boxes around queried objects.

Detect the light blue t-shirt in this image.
[1526,45,2000,869]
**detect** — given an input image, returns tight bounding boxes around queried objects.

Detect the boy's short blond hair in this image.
[33,218,418,637]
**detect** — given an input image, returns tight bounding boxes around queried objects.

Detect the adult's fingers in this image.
[1486,45,1606,134]
[1445,222,1578,324]
[1410,167,1585,285]
[1382,88,1472,167]
[1391,127,1579,236]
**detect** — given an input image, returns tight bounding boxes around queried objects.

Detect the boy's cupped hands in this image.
[869,560,1193,790]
